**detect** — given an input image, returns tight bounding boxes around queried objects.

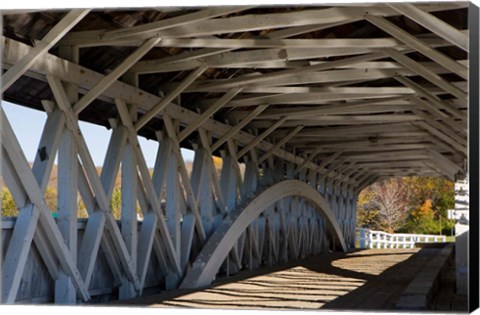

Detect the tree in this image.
[111,188,122,219]
[1,187,18,217]
[402,199,439,234]
[402,177,454,234]
[356,188,381,229]
[370,178,409,233]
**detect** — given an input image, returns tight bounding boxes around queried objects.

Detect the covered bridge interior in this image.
[0,2,474,306]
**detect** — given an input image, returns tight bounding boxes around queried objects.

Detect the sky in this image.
[2,101,195,167]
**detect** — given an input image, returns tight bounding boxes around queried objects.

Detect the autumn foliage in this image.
[357,177,455,235]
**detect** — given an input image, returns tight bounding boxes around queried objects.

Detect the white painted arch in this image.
[180,179,347,289]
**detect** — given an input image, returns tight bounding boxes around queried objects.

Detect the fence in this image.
[356,228,447,249]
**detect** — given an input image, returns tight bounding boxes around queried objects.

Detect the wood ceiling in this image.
[1,3,469,186]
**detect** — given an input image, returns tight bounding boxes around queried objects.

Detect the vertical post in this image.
[359,228,366,249]
[220,153,238,212]
[55,129,78,304]
[191,147,214,236]
[166,142,181,262]
[119,105,138,299]
[55,45,79,304]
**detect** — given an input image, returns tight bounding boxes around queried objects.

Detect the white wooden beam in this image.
[130,32,454,74]
[384,48,467,101]
[211,104,268,152]
[119,141,138,299]
[177,88,243,142]
[413,108,466,141]
[410,97,467,136]
[294,147,325,176]
[187,52,385,91]
[180,179,347,288]
[148,59,466,72]
[239,96,407,119]
[2,107,74,295]
[387,3,468,52]
[394,75,466,120]
[100,127,129,199]
[412,121,467,156]
[427,149,461,179]
[237,117,288,160]
[55,128,78,304]
[115,99,183,276]
[251,114,420,128]
[33,224,61,281]
[129,18,373,73]
[198,129,227,214]
[0,107,90,302]
[314,151,344,174]
[2,37,353,182]
[225,93,411,107]
[131,47,374,74]
[289,122,421,138]
[63,3,466,47]
[151,137,171,199]
[47,75,141,292]
[165,141,181,262]
[258,126,303,164]
[162,115,207,243]
[77,128,127,289]
[155,37,408,49]
[32,108,65,193]
[72,7,361,43]
[134,65,208,131]
[55,47,81,305]
[103,7,253,40]
[1,204,40,303]
[1,9,89,93]
[190,147,215,235]
[136,211,159,291]
[295,137,445,152]
[365,14,467,80]
[72,37,161,115]
[225,86,415,95]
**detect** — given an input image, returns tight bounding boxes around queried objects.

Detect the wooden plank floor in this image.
[117,247,464,311]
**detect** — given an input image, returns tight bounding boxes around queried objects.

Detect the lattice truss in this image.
[0,3,469,303]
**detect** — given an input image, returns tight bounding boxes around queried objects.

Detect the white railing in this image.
[356,228,446,249]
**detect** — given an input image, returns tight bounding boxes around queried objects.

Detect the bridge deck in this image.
[116,246,465,311]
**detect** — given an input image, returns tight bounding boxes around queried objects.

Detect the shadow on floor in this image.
[112,246,464,311]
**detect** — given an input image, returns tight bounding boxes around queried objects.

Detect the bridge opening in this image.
[356,176,455,237]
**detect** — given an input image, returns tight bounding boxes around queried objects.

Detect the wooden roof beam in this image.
[257,126,304,164]
[394,75,466,121]
[412,121,467,156]
[225,93,411,107]
[365,14,468,80]
[236,116,288,160]
[130,32,459,74]
[73,37,161,115]
[186,62,456,92]
[249,114,421,129]
[177,88,243,142]
[387,3,468,52]
[155,37,417,49]
[384,48,468,102]
[134,65,208,131]
[103,7,254,40]
[1,9,90,93]
[210,104,268,152]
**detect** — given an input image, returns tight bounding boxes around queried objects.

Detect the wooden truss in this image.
[0,3,470,303]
